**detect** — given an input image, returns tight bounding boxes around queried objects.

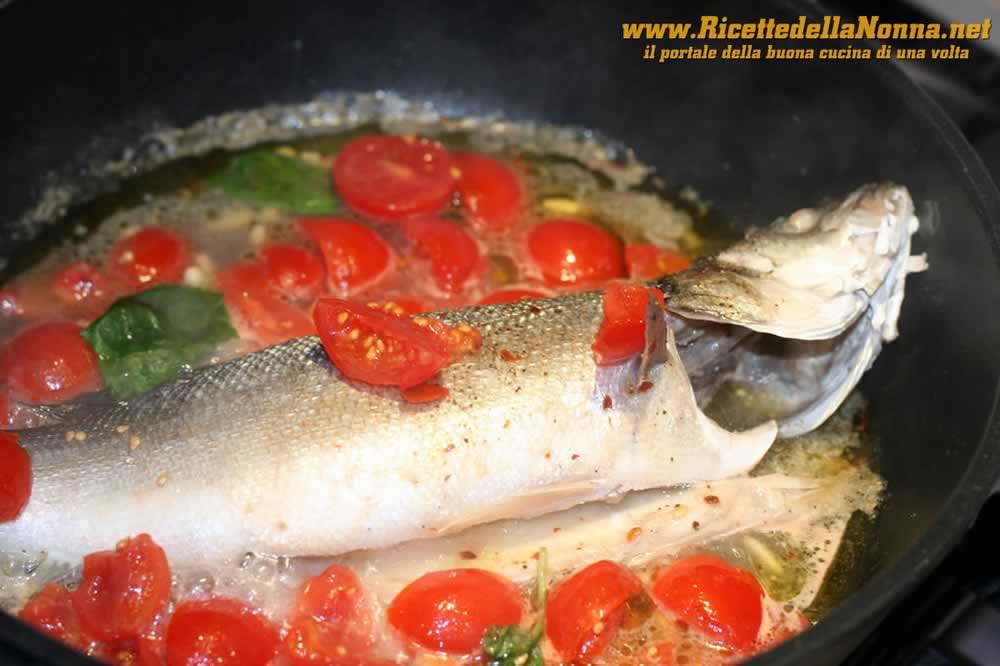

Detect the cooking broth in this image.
[0,97,885,665]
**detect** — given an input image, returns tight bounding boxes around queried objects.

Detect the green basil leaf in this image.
[82,285,237,400]
[203,149,340,214]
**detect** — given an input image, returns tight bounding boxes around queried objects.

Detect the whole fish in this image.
[0,183,923,567]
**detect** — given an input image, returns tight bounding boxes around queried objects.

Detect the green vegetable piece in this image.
[481,621,544,666]
[81,285,237,399]
[532,546,549,611]
[203,149,339,214]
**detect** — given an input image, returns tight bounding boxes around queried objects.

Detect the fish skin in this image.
[0,291,775,566]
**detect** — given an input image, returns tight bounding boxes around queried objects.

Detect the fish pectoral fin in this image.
[638,292,669,380]
[434,480,610,536]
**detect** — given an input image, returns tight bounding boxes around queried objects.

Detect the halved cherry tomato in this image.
[0,432,30,522]
[300,219,394,295]
[527,219,625,286]
[477,288,548,305]
[19,583,94,652]
[258,242,325,302]
[219,262,316,346]
[544,560,642,662]
[333,135,456,222]
[387,568,523,654]
[1,321,102,404]
[291,565,373,651]
[313,299,450,388]
[53,261,114,306]
[0,392,9,429]
[625,243,692,280]
[1,277,65,322]
[72,534,171,643]
[454,152,523,233]
[650,554,765,652]
[403,218,481,294]
[108,227,192,289]
[165,598,280,666]
[592,282,665,367]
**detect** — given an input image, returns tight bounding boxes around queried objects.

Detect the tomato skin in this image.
[19,583,95,652]
[258,242,325,302]
[403,218,482,294]
[1,321,103,405]
[477,288,548,305]
[527,219,625,286]
[591,282,665,367]
[219,262,316,346]
[0,432,30,522]
[454,152,523,232]
[313,299,450,388]
[544,560,642,662]
[164,598,280,666]
[72,534,171,643]
[649,554,765,652]
[625,243,692,280]
[300,218,394,295]
[108,227,192,289]
[333,135,456,222]
[387,568,523,654]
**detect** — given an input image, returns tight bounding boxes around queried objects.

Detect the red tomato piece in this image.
[19,583,94,652]
[292,565,373,650]
[259,242,325,302]
[313,299,450,388]
[387,568,523,654]
[0,391,8,428]
[526,219,625,286]
[1,321,102,404]
[300,218,394,295]
[0,432,30,522]
[219,262,316,346]
[454,152,523,233]
[333,135,456,222]
[403,218,481,294]
[108,227,192,289]
[165,598,279,666]
[72,534,171,643]
[591,282,665,367]
[650,554,765,652]
[477,288,548,305]
[400,383,449,404]
[625,243,692,280]
[545,560,642,662]
[53,261,114,305]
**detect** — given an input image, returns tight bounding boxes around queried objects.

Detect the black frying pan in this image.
[1,1,999,664]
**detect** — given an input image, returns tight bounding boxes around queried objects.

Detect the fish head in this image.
[665,182,927,341]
